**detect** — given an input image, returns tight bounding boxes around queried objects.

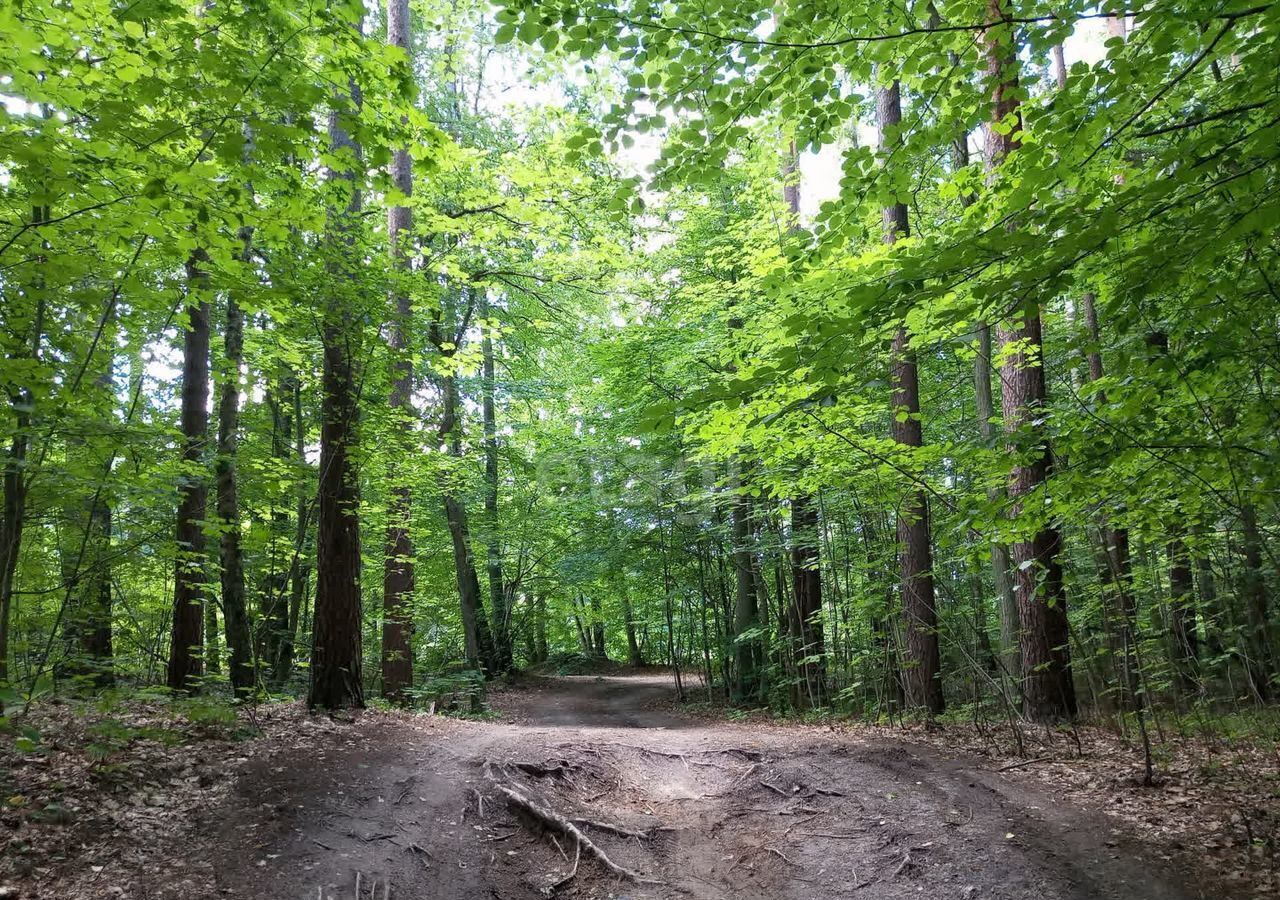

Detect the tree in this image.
[878,77,943,715]
[381,0,416,703]
[309,68,366,711]
[982,0,1075,721]
[166,252,210,693]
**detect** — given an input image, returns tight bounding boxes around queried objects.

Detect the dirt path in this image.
[200,674,1206,900]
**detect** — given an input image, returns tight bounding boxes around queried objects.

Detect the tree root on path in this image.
[493,783,665,888]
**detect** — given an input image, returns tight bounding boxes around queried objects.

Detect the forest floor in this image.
[2,672,1274,899]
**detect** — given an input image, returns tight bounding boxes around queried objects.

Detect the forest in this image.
[2,0,1280,897]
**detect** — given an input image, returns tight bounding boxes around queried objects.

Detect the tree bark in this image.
[1239,502,1272,700]
[166,251,210,692]
[481,297,512,673]
[1168,529,1199,693]
[308,77,365,711]
[1080,293,1140,707]
[983,0,1076,720]
[438,342,495,674]
[790,495,826,708]
[780,142,826,709]
[730,475,761,703]
[380,0,416,703]
[878,77,943,715]
[217,240,253,696]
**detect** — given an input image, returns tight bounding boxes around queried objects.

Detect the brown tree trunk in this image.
[273,375,308,685]
[975,325,1020,677]
[438,347,495,674]
[308,78,365,711]
[780,142,826,709]
[790,495,826,708]
[380,0,416,703]
[620,576,644,667]
[730,476,761,703]
[1168,530,1199,693]
[481,299,512,673]
[216,288,253,696]
[533,593,548,664]
[1239,503,1272,700]
[167,251,211,692]
[984,0,1076,720]
[1081,293,1140,707]
[878,77,943,715]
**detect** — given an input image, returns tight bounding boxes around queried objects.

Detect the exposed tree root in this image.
[571,818,656,840]
[493,783,664,887]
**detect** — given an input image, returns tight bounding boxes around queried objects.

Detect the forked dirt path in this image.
[203,674,1205,900]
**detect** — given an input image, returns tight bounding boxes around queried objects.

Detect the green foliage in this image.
[1,0,1279,732]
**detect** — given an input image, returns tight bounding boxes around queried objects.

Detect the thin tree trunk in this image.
[216,288,253,696]
[1168,530,1199,693]
[730,470,761,702]
[166,251,210,692]
[439,351,495,674]
[878,77,944,715]
[274,375,308,685]
[983,0,1076,721]
[1239,503,1272,700]
[481,297,512,673]
[780,143,826,709]
[620,575,644,667]
[381,0,415,702]
[1080,293,1140,707]
[790,495,826,708]
[308,76,365,711]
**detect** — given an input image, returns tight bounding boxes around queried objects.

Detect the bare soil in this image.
[190,673,1208,900]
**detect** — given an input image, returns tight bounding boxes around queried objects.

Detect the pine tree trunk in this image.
[167,251,210,692]
[983,0,1076,720]
[878,77,943,715]
[217,289,253,696]
[308,78,365,711]
[381,0,415,703]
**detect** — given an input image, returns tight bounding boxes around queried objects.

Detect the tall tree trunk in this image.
[983,0,1076,721]
[273,375,308,686]
[619,576,644,667]
[878,77,944,715]
[63,340,116,687]
[0,142,49,684]
[439,349,495,674]
[381,0,415,703]
[166,251,210,692]
[974,326,1020,677]
[780,142,826,709]
[790,495,826,708]
[217,288,253,696]
[1239,502,1272,700]
[481,297,512,673]
[590,594,607,657]
[308,77,365,711]
[730,475,761,703]
[533,593,548,664]
[1080,293,1140,707]
[1168,529,1199,693]
[261,372,292,681]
